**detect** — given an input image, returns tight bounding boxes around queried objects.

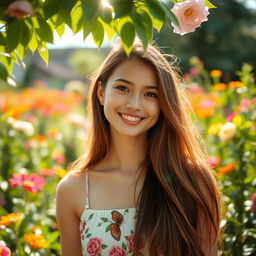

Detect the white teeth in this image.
[121,114,142,121]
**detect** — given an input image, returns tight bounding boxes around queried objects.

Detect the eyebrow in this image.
[115,78,158,90]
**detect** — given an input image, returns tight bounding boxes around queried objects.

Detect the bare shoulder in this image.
[56,170,86,217]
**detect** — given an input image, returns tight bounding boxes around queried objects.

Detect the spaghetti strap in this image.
[84,171,90,209]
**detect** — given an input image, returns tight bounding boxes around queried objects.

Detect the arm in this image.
[56,175,83,256]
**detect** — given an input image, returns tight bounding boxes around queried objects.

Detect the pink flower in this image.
[207,156,220,168]
[4,1,35,19]
[171,0,209,35]
[109,246,126,256]
[251,193,256,212]
[226,112,236,122]
[9,173,45,193]
[126,234,135,252]
[87,237,102,256]
[237,98,250,112]
[0,242,11,256]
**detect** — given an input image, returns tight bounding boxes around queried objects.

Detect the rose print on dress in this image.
[108,245,126,256]
[126,234,135,252]
[87,237,102,256]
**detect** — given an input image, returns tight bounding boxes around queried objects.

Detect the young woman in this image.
[56,42,222,256]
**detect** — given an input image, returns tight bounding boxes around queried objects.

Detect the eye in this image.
[145,92,158,98]
[115,85,129,92]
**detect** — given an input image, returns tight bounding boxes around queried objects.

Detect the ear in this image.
[97,81,105,106]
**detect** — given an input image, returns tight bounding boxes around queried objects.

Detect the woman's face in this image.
[97,58,160,138]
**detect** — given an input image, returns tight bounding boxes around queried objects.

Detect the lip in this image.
[118,112,145,126]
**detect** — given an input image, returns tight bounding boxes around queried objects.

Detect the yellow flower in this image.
[210,69,222,77]
[208,123,223,135]
[0,213,22,226]
[213,83,227,91]
[55,167,68,178]
[229,81,244,88]
[24,233,47,249]
[218,162,236,175]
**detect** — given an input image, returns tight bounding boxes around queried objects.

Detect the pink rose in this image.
[171,0,209,35]
[0,243,11,256]
[126,234,135,252]
[87,237,102,256]
[109,245,126,256]
[251,192,256,213]
[4,1,35,20]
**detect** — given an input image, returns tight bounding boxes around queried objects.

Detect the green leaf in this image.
[100,8,113,23]
[28,31,38,53]
[109,0,133,18]
[0,63,8,81]
[101,20,115,41]
[122,242,127,250]
[38,42,49,64]
[102,244,108,249]
[6,20,23,52]
[37,19,54,43]
[120,21,135,55]
[92,19,104,47]
[105,224,111,232]
[100,217,108,222]
[71,2,83,33]
[55,23,65,37]
[206,0,216,8]
[144,0,166,21]
[81,0,100,25]
[159,1,178,26]
[43,0,60,19]
[88,213,94,220]
[0,32,5,45]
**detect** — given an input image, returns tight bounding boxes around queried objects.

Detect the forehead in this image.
[107,58,158,86]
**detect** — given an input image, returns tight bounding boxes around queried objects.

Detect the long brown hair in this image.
[70,42,222,255]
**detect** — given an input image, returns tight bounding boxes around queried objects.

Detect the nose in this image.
[126,94,142,111]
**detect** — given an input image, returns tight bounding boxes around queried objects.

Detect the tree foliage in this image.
[0,0,215,83]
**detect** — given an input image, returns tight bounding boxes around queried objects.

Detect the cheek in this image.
[147,102,160,119]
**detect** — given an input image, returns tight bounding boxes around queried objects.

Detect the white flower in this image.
[12,120,34,136]
[218,122,236,142]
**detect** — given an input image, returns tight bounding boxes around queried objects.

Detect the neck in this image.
[103,130,147,175]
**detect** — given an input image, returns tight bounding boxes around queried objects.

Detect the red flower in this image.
[80,220,86,233]
[9,173,45,193]
[109,246,126,256]
[251,192,256,213]
[87,237,102,256]
[126,234,135,252]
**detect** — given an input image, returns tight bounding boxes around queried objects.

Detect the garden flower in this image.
[207,156,220,168]
[67,113,90,129]
[210,69,222,77]
[9,173,45,193]
[229,81,244,88]
[218,122,236,142]
[213,83,227,91]
[48,129,63,140]
[0,213,22,226]
[237,98,250,112]
[207,123,223,135]
[250,192,256,212]
[4,1,35,19]
[171,0,209,35]
[55,167,68,178]
[11,119,34,136]
[24,233,47,249]
[0,241,11,256]
[218,162,236,175]
[226,112,236,122]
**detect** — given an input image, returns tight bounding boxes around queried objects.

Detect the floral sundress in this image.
[80,171,138,256]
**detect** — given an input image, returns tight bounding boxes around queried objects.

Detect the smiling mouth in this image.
[118,113,144,122]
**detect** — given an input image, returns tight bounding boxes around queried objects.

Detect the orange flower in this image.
[229,81,244,88]
[24,233,47,249]
[213,83,227,91]
[210,69,222,77]
[35,135,46,142]
[196,108,215,118]
[0,213,22,226]
[218,162,236,175]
